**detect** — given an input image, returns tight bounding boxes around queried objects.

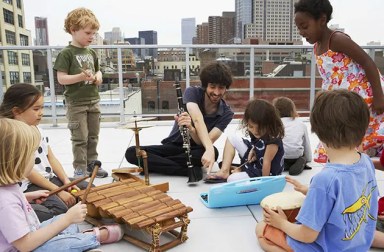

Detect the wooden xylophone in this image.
[73,177,193,251]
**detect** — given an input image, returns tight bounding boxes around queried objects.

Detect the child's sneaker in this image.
[87,161,108,178]
[74,168,85,178]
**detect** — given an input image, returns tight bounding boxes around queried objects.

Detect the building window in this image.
[3,0,12,4]
[148,101,155,112]
[20,34,28,46]
[9,71,19,84]
[18,14,23,28]
[162,101,169,111]
[23,72,31,82]
[8,51,18,64]
[5,30,16,45]
[21,53,30,65]
[16,0,21,8]
[3,9,14,25]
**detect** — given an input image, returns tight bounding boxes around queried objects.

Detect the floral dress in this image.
[314,32,384,163]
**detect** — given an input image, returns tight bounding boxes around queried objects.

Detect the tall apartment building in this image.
[181,18,196,44]
[0,0,34,89]
[207,12,235,44]
[221,12,236,44]
[196,22,209,44]
[235,0,252,41]
[244,0,301,44]
[34,16,48,45]
[139,30,158,59]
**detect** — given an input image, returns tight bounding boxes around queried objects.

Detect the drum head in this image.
[260,191,305,210]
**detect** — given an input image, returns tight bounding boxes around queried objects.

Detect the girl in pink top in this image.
[294,0,384,163]
[0,118,123,252]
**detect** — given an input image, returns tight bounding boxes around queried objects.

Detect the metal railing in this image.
[1,44,383,127]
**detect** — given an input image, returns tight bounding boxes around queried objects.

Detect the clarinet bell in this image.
[187,165,203,183]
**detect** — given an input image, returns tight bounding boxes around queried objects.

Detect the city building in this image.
[138,30,158,59]
[244,0,302,44]
[196,22,209,44]
[235,0,252,42]
[195,11,235,45]
[0,0,34,89]
[154,49,200,80]
[124,37,146,58]
[104,27,123,44]
[329,24,345,33]
[181,18,196,44]
[34,16,48,45]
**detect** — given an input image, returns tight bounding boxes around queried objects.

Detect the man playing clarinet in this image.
[125,62,234,182]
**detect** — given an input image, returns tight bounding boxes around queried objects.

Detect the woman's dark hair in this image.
[0,83,42,119]
[294,0,333,22]
[242,99,284,140]
[199,61,232,89]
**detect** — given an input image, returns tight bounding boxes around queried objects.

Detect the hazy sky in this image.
[23,0,384,46]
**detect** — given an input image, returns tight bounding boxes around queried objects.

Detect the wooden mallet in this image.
[81,160,102,203]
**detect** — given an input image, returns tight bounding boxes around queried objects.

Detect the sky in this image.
[23,0,384,46]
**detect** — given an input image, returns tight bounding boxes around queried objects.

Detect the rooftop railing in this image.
[1,44,383,126]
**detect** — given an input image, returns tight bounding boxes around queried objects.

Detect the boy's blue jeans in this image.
[33,215,100,252]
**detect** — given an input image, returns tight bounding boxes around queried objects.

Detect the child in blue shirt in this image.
[256,89,378,251]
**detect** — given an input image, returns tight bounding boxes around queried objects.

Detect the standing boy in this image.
[256,89,378,251]
[54,8,108,178]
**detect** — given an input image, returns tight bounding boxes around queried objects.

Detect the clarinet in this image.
[174,79,199,183]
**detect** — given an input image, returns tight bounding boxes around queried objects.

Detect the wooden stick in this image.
[47,176,89,197]
[79,67,91,76]
[82,163,101,203]
[238,160,249,169]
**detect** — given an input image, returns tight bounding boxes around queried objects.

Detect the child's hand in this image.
[25,190,49,203]
[63,179,80,192]
[378,214,384,221]
[58,191,76,207]
[231,166,242,173]
[65,202,87,224]
[81,69,97,84]
[373,96,384,115]
[263,206,287,230]
[94,74,103,86]
[286,176,308,195]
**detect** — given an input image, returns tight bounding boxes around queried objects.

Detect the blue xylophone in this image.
[200,175,286,208]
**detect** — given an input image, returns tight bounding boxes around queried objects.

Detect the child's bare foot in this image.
[204,169,230,183]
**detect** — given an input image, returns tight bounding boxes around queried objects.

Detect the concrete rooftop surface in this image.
[39,119,384,252]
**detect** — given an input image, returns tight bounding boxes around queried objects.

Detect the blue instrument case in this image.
[200,175,286,208]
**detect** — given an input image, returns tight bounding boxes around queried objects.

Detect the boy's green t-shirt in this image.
[54,44,100,102]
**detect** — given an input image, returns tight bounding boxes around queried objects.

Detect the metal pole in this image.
[117,48,125,124]
[309,51,316,110]
[46,49,58,127]
[249,47,255,100]
[0,66,3,103]
[185,47,190,88]
[157,79,160,114]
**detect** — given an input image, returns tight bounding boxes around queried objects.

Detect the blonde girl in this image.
[0,118,123,252]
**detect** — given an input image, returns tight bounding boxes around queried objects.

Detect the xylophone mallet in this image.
[81,160,102,203]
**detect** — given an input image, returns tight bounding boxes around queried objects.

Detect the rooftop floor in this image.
[40,119,384,252]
